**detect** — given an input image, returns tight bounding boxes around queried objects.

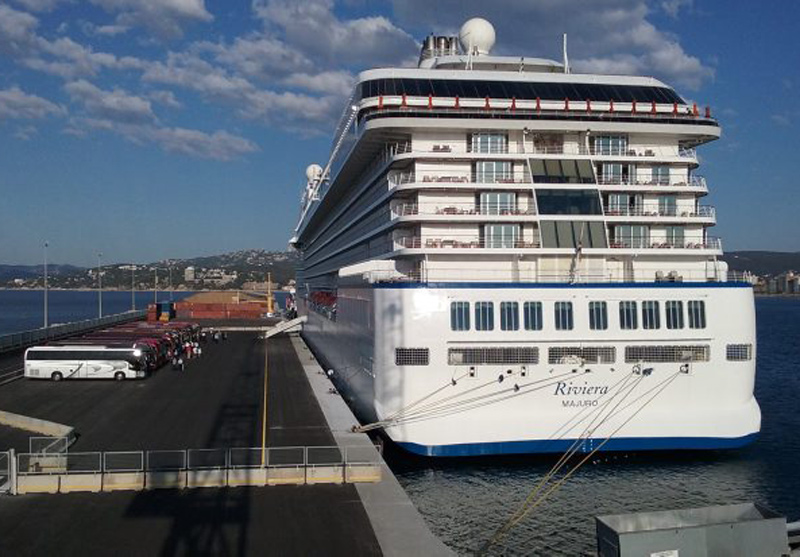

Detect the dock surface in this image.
[0,330,388,555]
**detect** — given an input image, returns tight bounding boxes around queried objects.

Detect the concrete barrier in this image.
[346,464,383,483]
[187,469,227,488]
[102,472,145,492]
[145,471,186,490]
[306,465,344,485]
[0,410,75,445]
[17,475,60,494]
[227,468,267,488]
[267,467,306,486]
[60,473,102,493]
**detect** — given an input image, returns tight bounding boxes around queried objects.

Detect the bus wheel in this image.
[114,372,126,381]
[51,372,63,382]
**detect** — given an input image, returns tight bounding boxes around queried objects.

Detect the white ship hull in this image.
[301,282,760,457]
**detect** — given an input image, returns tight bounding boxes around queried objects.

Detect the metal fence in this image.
[16,445,382,476]
[29,436,69,455]
[0,311,146,354]
[0,452,9,492]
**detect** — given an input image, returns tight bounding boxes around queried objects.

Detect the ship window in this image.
[592,135,628,156]
[589,302,608,330]
[625,345,710,363]
[665,226,685,248]
[666,301,684,329]
[549,346,615,365]
[358,79,685,105]
[475,302,494,331]
[659,195,677,216]
[726,344,752,361]
[554,301,573,331]
[474,161,512,183]
[540,221,607,249]
[500,302,519,331]
[450,302,470,331]
[653,165,670,185]
[529,159,594,184]
[480,192,516,214]
[395,348,430,366]
[523,302,543,331]
[536,190,602,215]
[614,225,650,249]
[688,301,706,329]
[471,133,508,154]
[642,301,660,329]
[483,224,520,248]
[619,301,638,329]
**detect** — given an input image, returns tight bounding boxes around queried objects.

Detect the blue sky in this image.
[0,0,797,266]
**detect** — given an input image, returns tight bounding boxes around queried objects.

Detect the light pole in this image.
[43,241,49,329]
[154,268,158,304]
[131,265,136,311]
[97,252,103,318]
[168,266,173,301]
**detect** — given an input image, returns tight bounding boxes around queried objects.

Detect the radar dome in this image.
[306,163,323,182]
[459,18,496,55]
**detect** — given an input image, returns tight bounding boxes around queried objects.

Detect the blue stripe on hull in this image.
[374,281,752,290]
[397,433,759,457]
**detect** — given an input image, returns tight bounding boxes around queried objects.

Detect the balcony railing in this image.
[596,174,708,189]
[391,203,537,217]
[608,237,722,250]
[394,237,540,250]
[394,236,722,251]
[603,204,715,219]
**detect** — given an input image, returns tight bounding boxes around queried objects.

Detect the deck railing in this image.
[391,203,537,218]
[603,204,715,219]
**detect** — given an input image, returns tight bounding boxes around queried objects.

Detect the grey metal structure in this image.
[596,503,789,557]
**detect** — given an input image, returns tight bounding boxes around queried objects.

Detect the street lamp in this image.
[168,266,173,301]
[97,252,103,318]
[131,265,136,311]
[43,241,49,329]
[154,267,158,304]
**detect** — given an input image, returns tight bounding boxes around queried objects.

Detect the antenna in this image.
[562,33,570,74]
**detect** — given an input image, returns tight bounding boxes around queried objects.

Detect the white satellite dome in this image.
[305,163,323,182]
[459,18,496,56]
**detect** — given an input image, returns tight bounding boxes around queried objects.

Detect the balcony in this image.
[608,237,722,250]
[394,236,540,250]
[388,172,532,187]
[596,175,708,190]
[391,203,537,218]
[603,204,715,219]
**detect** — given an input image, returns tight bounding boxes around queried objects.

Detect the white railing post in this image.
[9,449,17,496]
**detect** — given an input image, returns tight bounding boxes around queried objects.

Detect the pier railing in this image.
[7,444,383,494]
[0,310,146,354]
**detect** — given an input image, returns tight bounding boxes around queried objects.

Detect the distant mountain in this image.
[720,251,800,277]
[1,250,298,289]
[0,264,83,281]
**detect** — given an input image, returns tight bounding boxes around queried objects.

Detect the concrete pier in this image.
[0,325,451,556]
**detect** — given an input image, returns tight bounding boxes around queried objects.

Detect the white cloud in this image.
[390,0,713,90]
[0,86,64,119]
[88,0,213,38]
[281,70,354,96]
[9,0,68,12]
[661,0,693,18]
[72,116,259,160]
[13,125,38,140]
[65,79,156,123]
[148,89,182,109]
[0,5,40,54]
[253,0,417,68]
[771,114,791,127]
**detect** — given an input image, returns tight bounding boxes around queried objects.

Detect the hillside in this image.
[2,250,299,290]
[720,251,800,276]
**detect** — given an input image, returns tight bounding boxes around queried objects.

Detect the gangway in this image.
[262,316,307,339]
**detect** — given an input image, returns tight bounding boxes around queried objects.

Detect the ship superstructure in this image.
[292,19,760,456]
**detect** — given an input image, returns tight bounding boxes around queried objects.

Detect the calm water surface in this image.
[0,290,193,336]
[387,298,800,555]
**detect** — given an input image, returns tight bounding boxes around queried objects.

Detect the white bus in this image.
[24,346,148,381]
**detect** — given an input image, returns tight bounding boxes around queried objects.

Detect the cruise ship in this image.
[291,19,760,457]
